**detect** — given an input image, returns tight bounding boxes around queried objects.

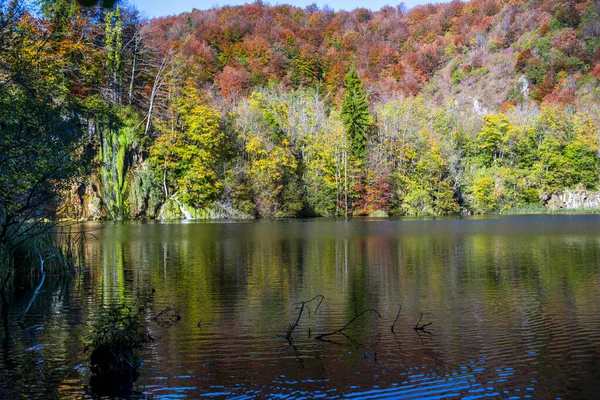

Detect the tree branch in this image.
[315,308,381,341]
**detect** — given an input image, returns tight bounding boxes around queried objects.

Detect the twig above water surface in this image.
[413,312,433,333]
[152,307,181,327]
[315,308,381,341]
[391,305,402,334]
[281,295,325,341]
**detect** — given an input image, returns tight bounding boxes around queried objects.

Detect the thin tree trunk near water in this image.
[144,53,170,136]
[17,245,53,322]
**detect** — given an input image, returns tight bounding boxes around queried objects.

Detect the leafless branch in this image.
[391,305,402,334]
[414,312,433,332]
[315,308,381,341]
[281,294,324,341]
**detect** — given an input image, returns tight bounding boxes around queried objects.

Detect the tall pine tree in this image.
[340,67,372,163]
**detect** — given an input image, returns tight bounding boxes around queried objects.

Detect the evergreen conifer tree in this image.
[340,67,372,163]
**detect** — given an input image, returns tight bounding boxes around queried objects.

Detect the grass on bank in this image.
[1,224,88,291]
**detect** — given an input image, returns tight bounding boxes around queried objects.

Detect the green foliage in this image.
[341,68,372,164]
[86,304,152,375]
[99,108,142,220]
[475,114,511,167]
[0,6,91,253]
[471,176,497,213]
[553,1,580,29]
[451,65,489,84]
[149,82,225,213]
[521,188,540,205]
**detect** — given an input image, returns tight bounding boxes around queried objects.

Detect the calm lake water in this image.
[1,215,600,398]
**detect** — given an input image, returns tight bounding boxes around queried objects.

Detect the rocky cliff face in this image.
[60,162,254,221]
[545,190,600,209]
[60,183,108,221]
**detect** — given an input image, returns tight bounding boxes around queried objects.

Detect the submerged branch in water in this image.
[391,305,402,334]
[153,307,181,327]
[281,294,324,341]
[17,242,54,322]
[315,308,381,341]
[414,312,433,332]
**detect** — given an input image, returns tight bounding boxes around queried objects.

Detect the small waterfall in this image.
[157,194,193,220]
[171,195,193,220]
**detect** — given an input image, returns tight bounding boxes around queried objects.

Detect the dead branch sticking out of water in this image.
[152,307,181,327]
[315,308,381,341]
[281,295,324,341]
[391,305,402,334]
[17,242,54,322]
[413,313,433,332]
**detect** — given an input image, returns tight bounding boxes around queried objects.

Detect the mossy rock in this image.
[159,199,184,219]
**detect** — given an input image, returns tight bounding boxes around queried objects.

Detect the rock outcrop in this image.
[544,190,600,209]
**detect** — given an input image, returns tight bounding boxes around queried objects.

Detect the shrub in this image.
[86,304,152,377]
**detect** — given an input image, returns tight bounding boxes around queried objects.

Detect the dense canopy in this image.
[0,0,599,225]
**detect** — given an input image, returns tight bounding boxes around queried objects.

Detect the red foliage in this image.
[351,176,394,215]
[139,0,595,102]
[551,28,583,58]
[543,87,575,106]
[542,73,575,105]
[534,69,556,102]
[499,101,515,112]
[400,66,423,96]
[415,41,445,78]
[515,49,532,72]
[539,18,550,36]
[592,64,600,79]
[217,66,251,100]
[592,48,600,66]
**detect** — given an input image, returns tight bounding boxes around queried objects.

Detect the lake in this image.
[1,215,600,398]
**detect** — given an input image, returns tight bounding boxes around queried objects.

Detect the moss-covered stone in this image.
[126,161,164,219]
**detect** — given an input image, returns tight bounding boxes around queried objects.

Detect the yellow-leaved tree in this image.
[149,81,224,217]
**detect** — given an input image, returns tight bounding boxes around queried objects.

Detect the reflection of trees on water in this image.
[84,223,600,369]
[0,276,88,398]
[1,220,600,397]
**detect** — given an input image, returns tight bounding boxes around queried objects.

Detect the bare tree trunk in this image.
[344,148,348,217]
[144,53,170,136]
[128,34,139,105]
[162,166,168,199]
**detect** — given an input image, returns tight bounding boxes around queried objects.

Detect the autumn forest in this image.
[2,0,600,232]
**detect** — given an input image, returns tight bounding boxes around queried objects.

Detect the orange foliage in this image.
[592,64,600,79]
[217,66,251,100]
[140,0,595,104]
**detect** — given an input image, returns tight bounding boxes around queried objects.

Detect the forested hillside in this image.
[3,0,600,222]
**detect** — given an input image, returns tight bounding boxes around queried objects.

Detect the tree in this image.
[105,6,123,103]
[471,176,497,213]
[476,114,511,167]
[340,67,372,164]
[0,0,90,267]
[148,82,224,216]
